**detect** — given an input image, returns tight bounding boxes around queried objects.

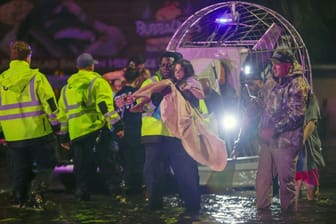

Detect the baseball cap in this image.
[161,51,183,63]
[271,47,294,64]
[77,53,98,68]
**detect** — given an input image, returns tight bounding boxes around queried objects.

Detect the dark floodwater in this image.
[1,146,336,224]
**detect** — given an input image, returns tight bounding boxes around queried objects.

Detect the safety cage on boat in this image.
[54,1,313,192]
[166,1,312,190]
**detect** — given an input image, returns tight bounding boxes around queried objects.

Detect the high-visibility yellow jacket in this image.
[0,60,59,143]
[199,99,210,123]
[140,73,170,139]
[140,72,209,140]
[58,70,121,141]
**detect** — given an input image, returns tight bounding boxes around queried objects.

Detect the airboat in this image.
[165,1,312,191]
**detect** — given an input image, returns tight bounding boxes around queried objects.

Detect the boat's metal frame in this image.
[167,1,312,85]
[167,1,312,190]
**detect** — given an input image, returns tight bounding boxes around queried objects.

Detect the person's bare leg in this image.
[304,182,316,200]
[314,185,320,200]
[295,179,302,205]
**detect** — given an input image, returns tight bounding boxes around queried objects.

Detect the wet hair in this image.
[127,54,145,68]
[124,68,140,83]
[10,41,32,60]
[174,59,195,79]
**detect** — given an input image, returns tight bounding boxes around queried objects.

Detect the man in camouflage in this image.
[256,47,310,211]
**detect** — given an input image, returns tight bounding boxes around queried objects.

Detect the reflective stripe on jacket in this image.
[58,70,120,141]
[0,60,59,141]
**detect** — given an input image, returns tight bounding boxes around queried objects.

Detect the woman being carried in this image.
[131,59,227,171]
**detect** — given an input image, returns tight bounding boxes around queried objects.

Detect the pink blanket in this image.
[133,79,227,171]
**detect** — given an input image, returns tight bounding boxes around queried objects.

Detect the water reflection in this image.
[1,149,336,223]
[1,188,336,223]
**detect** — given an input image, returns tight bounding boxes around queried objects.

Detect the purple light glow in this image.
[215,17,233,24]
[53,165,101,174]
[54,165,74,174]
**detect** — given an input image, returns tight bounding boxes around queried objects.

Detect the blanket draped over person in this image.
[132,79,227,171]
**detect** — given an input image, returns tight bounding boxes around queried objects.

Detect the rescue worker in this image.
[138,52,201,212]
[0,41,59,208]
[57,53,124,201]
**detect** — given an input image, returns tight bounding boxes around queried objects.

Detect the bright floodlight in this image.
[243,65,251,75]
[221,114,238,131]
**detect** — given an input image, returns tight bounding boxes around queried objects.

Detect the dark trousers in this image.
[144,137,200,210]
[72,129,121,197]
[119,139,145,191]
[9,141,57,204]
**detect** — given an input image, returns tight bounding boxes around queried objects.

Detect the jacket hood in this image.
[67,70,101,88]
[0,60,36,92]
[288,61,303,76]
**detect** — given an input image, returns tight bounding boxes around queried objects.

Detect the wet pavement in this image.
[1,146,336,224]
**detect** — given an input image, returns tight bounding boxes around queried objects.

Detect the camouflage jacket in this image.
[260,64,310,148]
